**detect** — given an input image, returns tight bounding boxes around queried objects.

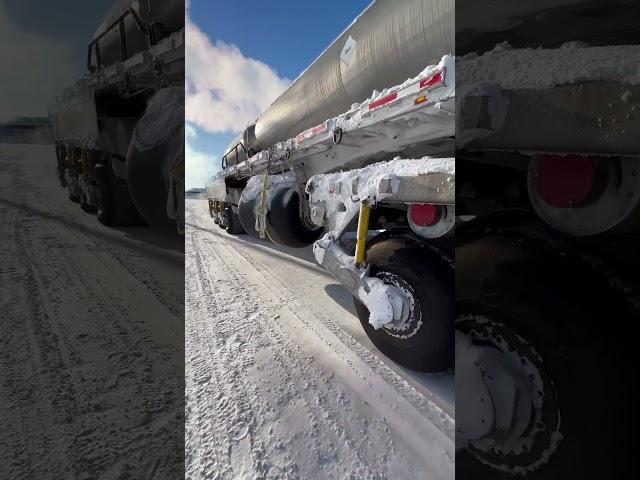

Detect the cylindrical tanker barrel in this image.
[92,0,185,68]
[139,0,185,37]
[252,0,454,150]
[222,124,257,168]
[222,133,248,168]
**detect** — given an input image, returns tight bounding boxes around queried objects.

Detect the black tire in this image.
[79,193,97,214]
[455,215,639,479]
[217,214,226,229]
[125,88,183,233]
[57,167,67,188]
[353,229,454,373]
[225,206,246,235]
[238,194,260,239]
[265,187,323,248]
[95,163,144,227]
[55,147,68,187]
[68,189,81,203]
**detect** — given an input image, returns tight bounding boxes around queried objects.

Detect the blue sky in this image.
[189,0,370,81]
[185,0,371,189]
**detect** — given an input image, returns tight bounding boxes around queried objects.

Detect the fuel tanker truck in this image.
[49,0,185,233]
[206,0,456,373]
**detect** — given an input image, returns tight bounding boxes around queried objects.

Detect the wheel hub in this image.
[377,272,421,339]
[536,154,595,208]
[456,331,534,447]
[456,314,562,475]
[410,203,439,226]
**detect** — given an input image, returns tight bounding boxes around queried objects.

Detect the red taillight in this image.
[410,204,438,227]
[420,70,444,90]
[368,92,398,110]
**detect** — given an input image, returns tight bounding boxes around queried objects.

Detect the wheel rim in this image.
[457,313,562,475]
[376,271,422,340]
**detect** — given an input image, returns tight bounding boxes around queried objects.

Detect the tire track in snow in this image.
[188,227,335,479]
[190,227,394,478]
[187,231,267,479]
[1,145,183,479]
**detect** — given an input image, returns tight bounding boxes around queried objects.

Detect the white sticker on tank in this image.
[340,36,357,66]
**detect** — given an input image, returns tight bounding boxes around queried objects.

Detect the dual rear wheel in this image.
[455,215,639,478]
[353,229,454,373]
[94,163,144,227]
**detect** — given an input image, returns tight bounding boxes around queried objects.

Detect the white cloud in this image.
[185,11,290,135]
[185,123,220,190]
[0,3,77,122]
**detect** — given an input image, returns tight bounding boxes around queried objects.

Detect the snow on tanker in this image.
[207,0,456,373]
[49,0,185,233]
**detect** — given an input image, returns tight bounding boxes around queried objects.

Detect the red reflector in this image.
[311,123,327,135]
[536,155,595,208]
[420,70,444,89]
[410,204,438,227]
[296,122,327,142]
[368,92,398,110]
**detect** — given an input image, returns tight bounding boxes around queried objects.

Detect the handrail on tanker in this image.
[86,6,153,73]
[221,142,248,170]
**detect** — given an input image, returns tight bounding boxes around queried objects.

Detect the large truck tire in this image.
[126,139,180,232]
[265,186,323,248]
[95,164,144,227]
[57,167,67,188]
[353,229,454,373]
[455,214,638,479]
[80,193,97,214]
[238,194,260,239]
[68,189,81,204]
[217,212,226,229]
[225,206,245,235]
[126,87,183,233]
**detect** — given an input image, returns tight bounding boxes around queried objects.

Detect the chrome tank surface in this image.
[93,0,185,68]
[251,0,454,151]
[222,125,257,167]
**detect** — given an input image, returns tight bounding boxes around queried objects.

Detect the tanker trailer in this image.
[207,0,456,372]
[49,0,185,233]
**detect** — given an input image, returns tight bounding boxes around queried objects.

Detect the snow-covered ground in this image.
[185,198,454,480]
[0,143,184,478]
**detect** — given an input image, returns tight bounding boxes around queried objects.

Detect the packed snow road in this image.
[185,198,454,480]
[0,143,184,478]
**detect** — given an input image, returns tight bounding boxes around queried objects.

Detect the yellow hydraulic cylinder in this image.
[354,199,371,268]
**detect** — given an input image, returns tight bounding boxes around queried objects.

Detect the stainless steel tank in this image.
[249,0,454,151]
[92,0,184,68]
[222,125,256,167]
